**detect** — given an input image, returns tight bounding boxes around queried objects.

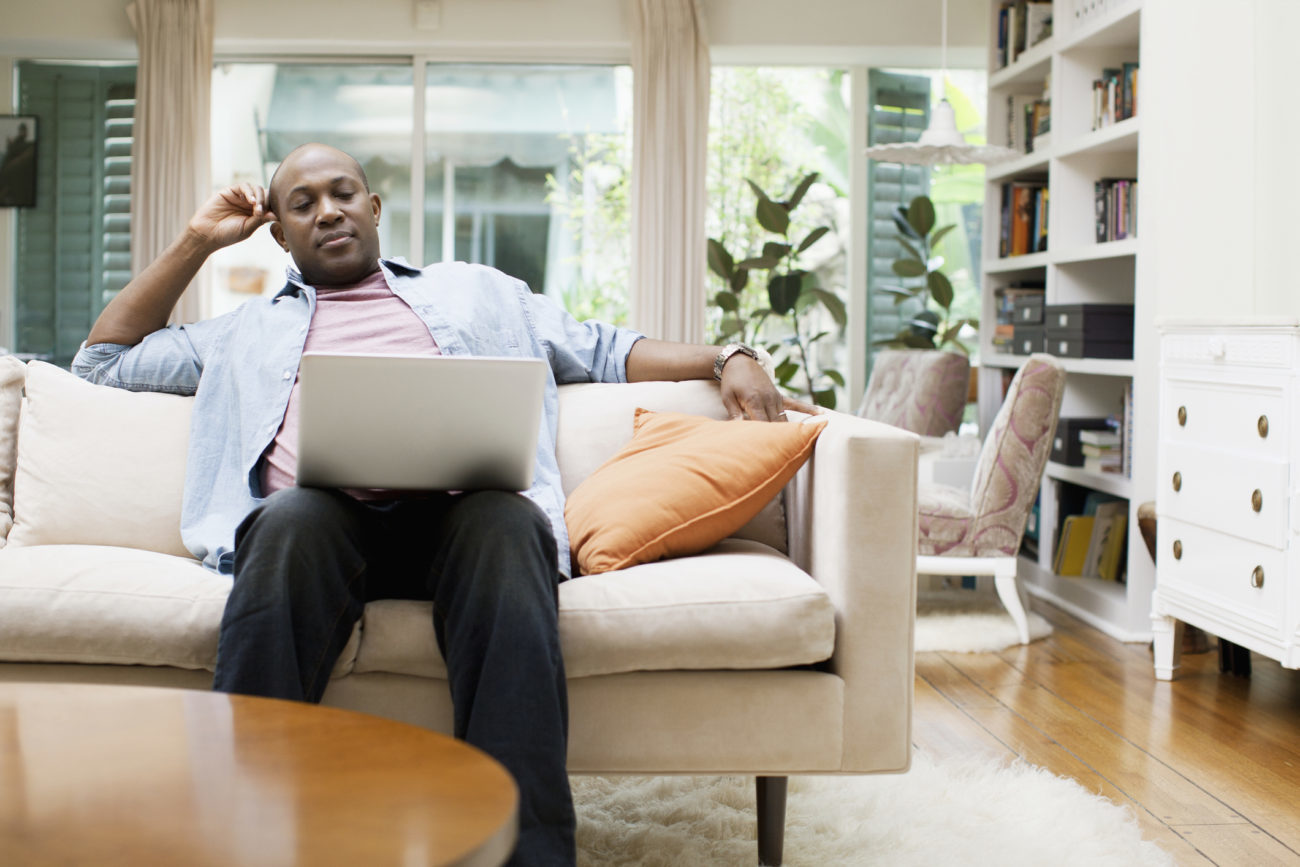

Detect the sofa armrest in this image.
[786,411,918,773]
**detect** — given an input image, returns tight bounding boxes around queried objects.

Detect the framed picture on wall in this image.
[0,116,38,208]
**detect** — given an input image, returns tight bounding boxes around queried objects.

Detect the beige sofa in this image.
[0,357,918,864]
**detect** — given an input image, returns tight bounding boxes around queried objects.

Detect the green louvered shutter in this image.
[15,63,136,365]
[865,70,931,383]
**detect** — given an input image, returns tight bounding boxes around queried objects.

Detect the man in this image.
[74,143,796,866]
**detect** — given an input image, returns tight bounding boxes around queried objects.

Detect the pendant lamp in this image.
[864,0,1019,166]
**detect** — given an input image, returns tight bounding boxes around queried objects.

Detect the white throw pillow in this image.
[8,361,195,558]
[0,355,27,546]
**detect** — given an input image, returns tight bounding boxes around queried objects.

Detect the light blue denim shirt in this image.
[72,258,645,577]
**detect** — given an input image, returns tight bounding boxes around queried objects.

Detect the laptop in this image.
[295,352,548,492]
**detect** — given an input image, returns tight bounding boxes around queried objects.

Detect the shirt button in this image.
[282,370,292,380]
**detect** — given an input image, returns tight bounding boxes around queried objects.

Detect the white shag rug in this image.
[573,751,1173,866]
[915,590,1053,653]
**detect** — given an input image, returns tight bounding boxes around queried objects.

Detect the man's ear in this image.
[269,221,289,252]
[370,193,382,226]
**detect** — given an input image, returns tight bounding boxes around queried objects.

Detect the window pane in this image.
[424,64,631,322]
[209,63,413,315]
[707,67,850,409]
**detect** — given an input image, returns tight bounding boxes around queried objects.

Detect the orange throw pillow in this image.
[565,408,827,574]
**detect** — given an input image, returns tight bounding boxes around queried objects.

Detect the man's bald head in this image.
[268,143,370,214]
[266,142,383,286]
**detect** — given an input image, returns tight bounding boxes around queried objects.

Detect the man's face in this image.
[269,146,382,286]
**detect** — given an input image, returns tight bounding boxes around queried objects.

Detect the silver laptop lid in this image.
[295,352,547,492]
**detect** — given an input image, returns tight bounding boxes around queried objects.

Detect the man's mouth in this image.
[318,231,352,248]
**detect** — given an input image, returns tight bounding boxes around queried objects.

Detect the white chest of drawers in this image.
[1152,321,1300,679]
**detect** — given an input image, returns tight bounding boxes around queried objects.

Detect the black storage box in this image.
[1051,417,1115,466]
[1012,324,1044,355]
[1042,303,1134,336]
[1012,294,1045,325]
[1043,332,1133,359]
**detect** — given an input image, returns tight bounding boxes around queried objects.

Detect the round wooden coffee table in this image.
[0,682,517,866]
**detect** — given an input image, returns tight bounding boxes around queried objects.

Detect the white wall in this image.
[0,0,990,62]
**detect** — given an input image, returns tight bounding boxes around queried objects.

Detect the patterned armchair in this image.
[857,349,971,437]
[914,354,1066,642]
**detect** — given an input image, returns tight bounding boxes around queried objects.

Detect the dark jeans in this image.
[212,486,575,867]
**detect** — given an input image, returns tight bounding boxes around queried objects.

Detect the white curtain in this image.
[629,0,711,343]
[127,0,213,325]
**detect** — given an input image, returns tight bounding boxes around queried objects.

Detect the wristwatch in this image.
[713,343,760,381]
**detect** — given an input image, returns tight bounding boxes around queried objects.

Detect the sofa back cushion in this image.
[8,361,194,558]
[0,355,27,546]
[555,380,788,553]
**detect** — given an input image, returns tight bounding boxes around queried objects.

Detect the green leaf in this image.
[738,255,780,270]
[812,388,837,410]
[707,238,734,280]
[745,178,772,202]
[756,197,791,235]
[774,360,800,384]
[877,285,915,299]
[787,172,819,210]
[729,268,750,292]
[713,291,739,312]
[808,329,830,343]
[719,313,744,338]
[891,259,927,278]
[892,207,921,241]
[768,271,803,315]
[927,270,955,309]
[906,195,936,237]
[824,369,845,386]
[901,332,936,349]
[762,241,793,260]
[808,287,847,327]
[897,237,924,262]
[930,223,957,249]
[796,226,830,254]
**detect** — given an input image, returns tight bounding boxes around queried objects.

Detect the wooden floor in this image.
[912,599,1300,867]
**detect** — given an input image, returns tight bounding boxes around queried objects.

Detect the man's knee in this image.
[450,491,554,546]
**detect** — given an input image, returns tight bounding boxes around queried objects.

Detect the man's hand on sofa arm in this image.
[624,338,819,422]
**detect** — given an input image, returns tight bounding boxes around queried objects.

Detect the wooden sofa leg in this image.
[756,775,788,866]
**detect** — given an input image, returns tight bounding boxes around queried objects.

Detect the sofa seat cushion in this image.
[355,539,836,679]
[0,545,363,676]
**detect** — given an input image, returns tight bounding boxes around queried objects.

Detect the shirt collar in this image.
[274,257,418,299]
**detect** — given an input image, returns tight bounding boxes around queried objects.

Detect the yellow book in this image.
[1054,515,1095,576]
[1098,515,1129,582]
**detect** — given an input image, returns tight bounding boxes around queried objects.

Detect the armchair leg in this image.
[756,775,788,866]
[993,561,1031,644]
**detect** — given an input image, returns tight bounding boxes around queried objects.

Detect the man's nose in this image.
[316,198,343,224]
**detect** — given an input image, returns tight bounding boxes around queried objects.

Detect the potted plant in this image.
[707,172,847,408]
[877,194,973,353]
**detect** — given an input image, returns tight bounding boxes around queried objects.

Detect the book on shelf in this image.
[1007,93,1037,153]
[1053,514,1095,576]
[997,1,1053,69]
[1094,178,1138,243]
[1082,500,1126,579]
[1079,429,1121,447]
[1122,380,1134,479]
[1098,514,1128,582]
[999,182,1048,257]
[1091,61,1139,129]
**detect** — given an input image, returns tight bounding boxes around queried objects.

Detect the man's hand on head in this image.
[187,183,277,253]
[719,355,820,422]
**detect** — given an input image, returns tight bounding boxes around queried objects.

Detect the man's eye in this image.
[292,202,310,211]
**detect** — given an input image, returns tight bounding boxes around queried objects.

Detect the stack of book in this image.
[1094,178,1137,242]
[1091,62,1139,129]
[996,1,1054,68]
[1080,428,1122,474]
[1054,497,1128,582]
[1000,181,1049,257]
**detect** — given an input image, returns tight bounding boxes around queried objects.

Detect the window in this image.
[210,61,631,322]
[14,62,136,365]
[707,67,850,407]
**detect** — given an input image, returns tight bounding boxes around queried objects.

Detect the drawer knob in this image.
[1172,539,1183,560]
[1251,566,1265,588]
[1258,415,1269,438]
[1172,471,1182,492]
[1252,489,1263,512]
[1177,406,1187,426]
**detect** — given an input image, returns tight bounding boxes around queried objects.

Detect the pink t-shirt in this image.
[260,269,440,499]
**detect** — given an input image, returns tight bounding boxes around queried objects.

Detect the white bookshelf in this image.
[980,0,1154,641]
